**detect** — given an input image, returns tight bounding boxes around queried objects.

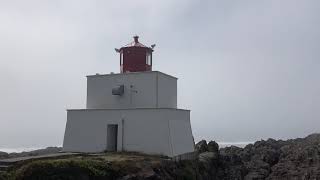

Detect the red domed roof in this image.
[122,36,148,48]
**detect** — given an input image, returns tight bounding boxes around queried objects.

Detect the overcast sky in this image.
[0,0,319,148]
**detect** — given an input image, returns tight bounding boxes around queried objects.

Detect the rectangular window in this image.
[146,53,151,65]
[120,53,123,65]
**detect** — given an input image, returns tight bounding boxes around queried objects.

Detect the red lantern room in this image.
[115,36,155,73]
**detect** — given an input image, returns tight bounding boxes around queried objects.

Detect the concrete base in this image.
[63,108,195,157]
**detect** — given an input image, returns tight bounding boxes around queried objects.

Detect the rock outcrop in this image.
[0,152,8,159]
[195,140,208,153]
[195,133,320,180]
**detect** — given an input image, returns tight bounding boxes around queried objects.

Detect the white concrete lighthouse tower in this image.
[63,36,195,157]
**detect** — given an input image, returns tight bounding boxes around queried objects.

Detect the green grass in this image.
[8,159,118,180]
[2,152,164,180]
[1,152,198,180]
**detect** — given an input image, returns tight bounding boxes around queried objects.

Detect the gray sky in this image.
[0,0,319,148]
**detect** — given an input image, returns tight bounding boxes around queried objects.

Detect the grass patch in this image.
[9,159,120,180]
[2,152,192,180]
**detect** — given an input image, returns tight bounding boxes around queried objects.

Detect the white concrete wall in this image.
[63,108,194,157]
[169,116,195,155]
[157,72,177,108]
[86,71,177,109]
[63,110,124,152]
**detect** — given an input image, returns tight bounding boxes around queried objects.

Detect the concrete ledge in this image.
[67,108,190,112]
[86,71,178,80]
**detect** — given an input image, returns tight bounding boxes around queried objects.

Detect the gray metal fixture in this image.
[112,85,124,96]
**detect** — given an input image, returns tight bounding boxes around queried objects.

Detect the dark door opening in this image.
[107,124,118,151]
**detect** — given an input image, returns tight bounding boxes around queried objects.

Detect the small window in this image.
[120,53,123,65]
[146,53,151,65]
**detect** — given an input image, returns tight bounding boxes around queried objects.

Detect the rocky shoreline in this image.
[196,133,320,179]
[0,134,319,179]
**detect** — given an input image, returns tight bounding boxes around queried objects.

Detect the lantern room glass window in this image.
[120,52,123,65]
[146,53,151,65]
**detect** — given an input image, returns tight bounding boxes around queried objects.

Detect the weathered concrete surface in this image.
[63,108,194,157]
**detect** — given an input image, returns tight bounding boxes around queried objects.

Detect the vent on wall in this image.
[112,85,124,96]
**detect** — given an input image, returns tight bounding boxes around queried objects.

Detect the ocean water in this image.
[217,142,254,148]
[0,147,44,153]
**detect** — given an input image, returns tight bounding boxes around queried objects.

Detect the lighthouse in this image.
[63,36,195,157]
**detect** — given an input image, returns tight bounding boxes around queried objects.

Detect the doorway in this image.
[107,124,118,151]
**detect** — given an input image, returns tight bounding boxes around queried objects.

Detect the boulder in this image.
[207,141,219,153]
[0,152,8,159]
[199,152,219,163]
[195,140,208,153]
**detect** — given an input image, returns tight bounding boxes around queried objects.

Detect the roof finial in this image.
[133,35,139,43]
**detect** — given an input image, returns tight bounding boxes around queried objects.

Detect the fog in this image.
[0,0,319,148]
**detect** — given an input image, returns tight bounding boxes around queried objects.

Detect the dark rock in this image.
[120,167,159,180]
[215,134,320,179]
[199,141,219,171]
[199,152,218,163]
[208,141,219,153]
[195,140,208,153]
[266,134,320,180]
[0,152,8,159]
[244,160,270,180]
[218,146,248,179]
